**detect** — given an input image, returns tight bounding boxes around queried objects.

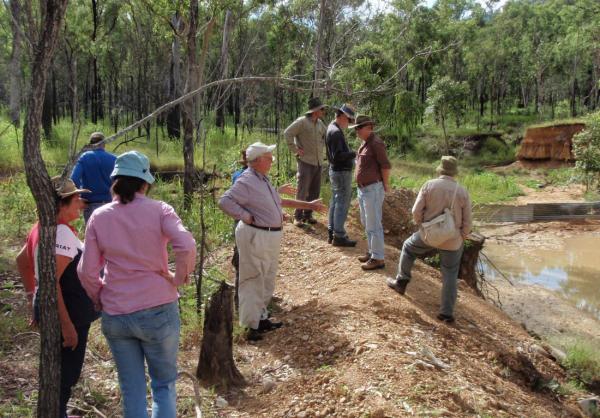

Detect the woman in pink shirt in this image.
[78,151,196,418]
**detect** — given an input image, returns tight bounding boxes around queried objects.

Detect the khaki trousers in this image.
[295,160,322,220]
[235,222,282,329]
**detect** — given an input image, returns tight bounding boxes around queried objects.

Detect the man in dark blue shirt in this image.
[71,132,117,224]
[232,150,248,184]
[326,104,357,247]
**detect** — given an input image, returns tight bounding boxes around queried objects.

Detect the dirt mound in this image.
[350,188,418,249]
[517,124,585,161]
[206,220,586,417]
[382,188,418,247]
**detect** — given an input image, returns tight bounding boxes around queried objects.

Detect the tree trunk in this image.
[166,12,182,139]
[312,0,326,95]
[53,69,60,122]
[458,233,486,297]
[8,0,23,127]
[22,2,70,417]
[42,74,53,139]
[215,10,233,131]
[182,0,199,209]
[196,281,245,390]
[440,113,449,154]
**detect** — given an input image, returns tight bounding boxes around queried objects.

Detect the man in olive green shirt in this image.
[284,97,328,225]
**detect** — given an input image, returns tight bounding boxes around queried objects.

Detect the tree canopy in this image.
[0,0,599,138]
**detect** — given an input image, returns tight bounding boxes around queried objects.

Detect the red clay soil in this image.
[200,214,585,417]
[517,124,585,161]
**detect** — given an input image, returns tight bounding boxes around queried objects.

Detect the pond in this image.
[481,231,600,321]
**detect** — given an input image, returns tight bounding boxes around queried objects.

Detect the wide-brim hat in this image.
[111,151,155,184]
[89,131,105,144]
[305,97,328,114]
[333,104,356,122]
[349,115,375,129]
[238,150,248,165]
[246,142,277,162]
[436,156,459,176]
[51,176,91,198]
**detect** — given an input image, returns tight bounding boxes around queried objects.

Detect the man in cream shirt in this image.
[386,156,472,323]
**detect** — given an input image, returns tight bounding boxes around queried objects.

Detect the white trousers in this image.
[235,222,282,329]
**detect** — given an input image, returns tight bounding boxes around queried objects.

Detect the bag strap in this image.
[449,182,459,211]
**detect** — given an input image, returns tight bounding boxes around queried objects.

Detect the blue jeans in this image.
[357,182,385,260]
[328,170,353,238]
[398,232,464,316]
[102,302,180,418]
[84,201,111,224]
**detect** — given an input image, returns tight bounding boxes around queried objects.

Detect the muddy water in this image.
[482,231,600,321]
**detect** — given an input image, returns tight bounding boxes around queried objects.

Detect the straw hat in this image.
[436,156,458,176]
[51,176,90,198]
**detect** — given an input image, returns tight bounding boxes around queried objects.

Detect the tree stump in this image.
[196,281,245,390]
[458,232,486,296]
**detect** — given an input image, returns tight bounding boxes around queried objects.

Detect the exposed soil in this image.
[209,218,584,417]
[514,184,586,205]
[0,215,587,417]
[517,124,585,161]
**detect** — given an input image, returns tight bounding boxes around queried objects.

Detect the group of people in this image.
[16,97,473,417]
[283,98,392,271]
[17,133,196,418]
[220,97,472,344]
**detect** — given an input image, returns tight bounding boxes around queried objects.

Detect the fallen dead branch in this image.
[177,371,203,418]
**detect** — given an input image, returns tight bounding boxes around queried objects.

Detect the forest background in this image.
[0,0,600,415]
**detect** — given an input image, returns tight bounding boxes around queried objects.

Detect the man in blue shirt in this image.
[232,150,248,184]
[71,132,117,224]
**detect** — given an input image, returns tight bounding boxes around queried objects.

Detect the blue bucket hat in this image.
[111,151,155,184]
[333,104,356,122]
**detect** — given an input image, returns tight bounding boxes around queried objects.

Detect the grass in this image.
[391,160,524,204]
[0,116,289,174]
[0,390,35,417]
[528,117,587,129]
[550,335,600,389]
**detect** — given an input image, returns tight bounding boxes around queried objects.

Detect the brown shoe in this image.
[357,252,371,262]
[361,258,385,270]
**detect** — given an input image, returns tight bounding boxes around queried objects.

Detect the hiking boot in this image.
[305,217,318,225]
[258,319,283,332]
[357,252,371,263]
[293,219,305,227]
[361,258,385,270]
[327,229,333,244]
[386,277,409,295]
[436,313,455,324]
[332,236,357,247]
[246,328,263,341]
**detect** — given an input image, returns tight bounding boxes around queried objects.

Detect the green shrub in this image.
[573,111,600,191]
[561,338,600,387]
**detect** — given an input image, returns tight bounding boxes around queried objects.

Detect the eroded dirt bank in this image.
[212,218,583,417]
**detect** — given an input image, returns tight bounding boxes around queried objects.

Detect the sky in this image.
[368,0,509,12]
[425,0,508,8]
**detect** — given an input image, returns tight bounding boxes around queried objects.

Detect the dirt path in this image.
[515,184,586,205]
[197,219,583,417]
